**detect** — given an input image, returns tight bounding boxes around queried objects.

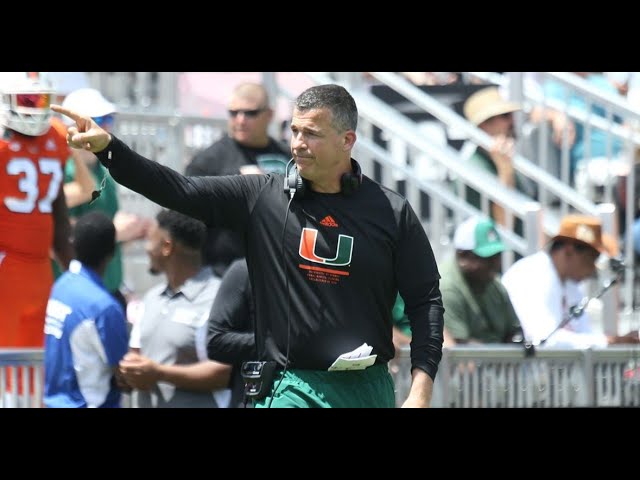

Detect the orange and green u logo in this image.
[298,228,353,266]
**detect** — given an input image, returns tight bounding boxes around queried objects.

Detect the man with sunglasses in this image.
[185,83,289,276]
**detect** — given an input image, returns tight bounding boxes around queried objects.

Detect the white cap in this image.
[61,88,116,119]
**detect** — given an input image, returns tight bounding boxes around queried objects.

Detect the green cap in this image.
[453,216,505,258]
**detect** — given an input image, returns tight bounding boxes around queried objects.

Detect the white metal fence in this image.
[5,347,639,407]
[392,345,640,407]
[0,349,44,408]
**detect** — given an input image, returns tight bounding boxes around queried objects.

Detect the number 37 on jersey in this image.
[4,156,63,214]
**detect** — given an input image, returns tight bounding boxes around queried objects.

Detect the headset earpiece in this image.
[284,159,305,199]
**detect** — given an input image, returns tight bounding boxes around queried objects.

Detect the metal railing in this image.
[392,345,640,407]
[5,347,639,408]
[86,72,179,111]
[0,349,44,408]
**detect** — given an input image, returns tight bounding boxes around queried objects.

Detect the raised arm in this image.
[51,104,258,228]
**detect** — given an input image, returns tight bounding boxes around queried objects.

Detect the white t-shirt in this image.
[501,251,607,349]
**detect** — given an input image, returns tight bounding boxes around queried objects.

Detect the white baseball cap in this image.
[61,88,116,119]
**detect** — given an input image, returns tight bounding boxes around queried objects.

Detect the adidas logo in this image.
[319,215,338,227]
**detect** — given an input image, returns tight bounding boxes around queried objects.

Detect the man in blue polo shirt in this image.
[44,211,129,408]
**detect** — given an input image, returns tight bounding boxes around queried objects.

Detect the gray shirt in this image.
[129,266,229,407]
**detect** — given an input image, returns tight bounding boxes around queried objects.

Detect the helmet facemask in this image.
[0,78,54,136]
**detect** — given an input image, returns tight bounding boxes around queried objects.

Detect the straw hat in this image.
[551,214,619,256]
[463,87,521,126]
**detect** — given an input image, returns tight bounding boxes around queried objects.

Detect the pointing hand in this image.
[51,104,112,153]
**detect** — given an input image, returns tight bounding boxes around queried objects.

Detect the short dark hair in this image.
[73,211,116,269]
[294,84,358,133]
[156,209,206,250]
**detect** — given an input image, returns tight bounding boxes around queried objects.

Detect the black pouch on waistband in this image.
[241,361,277,400]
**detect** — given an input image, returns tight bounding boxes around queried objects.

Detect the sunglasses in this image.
[228,108,266,118]
[93,114,114,128]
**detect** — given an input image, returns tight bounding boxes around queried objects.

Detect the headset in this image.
[283,158,363,199]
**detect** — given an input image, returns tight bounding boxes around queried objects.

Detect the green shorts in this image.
[254,363,395,408]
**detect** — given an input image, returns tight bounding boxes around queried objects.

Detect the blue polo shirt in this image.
[44,260,129,408]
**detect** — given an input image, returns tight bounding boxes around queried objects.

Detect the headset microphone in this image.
[608,256,627,273]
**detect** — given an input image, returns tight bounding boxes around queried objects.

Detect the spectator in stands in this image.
[119,209,231,408]
[462,86,533,227]
[542,72,625,191]
[502,214,639,348]
[44,211,129,408]
[440,216,523,344]
[55,88,150,310]
[184,82,290,276]
[496,72,576,157]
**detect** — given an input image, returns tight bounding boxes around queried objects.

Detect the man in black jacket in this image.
[53,84,444,408]
[185,83,289,276]
[206,258,255,407]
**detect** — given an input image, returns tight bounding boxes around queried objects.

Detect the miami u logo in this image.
[299,228,353,266]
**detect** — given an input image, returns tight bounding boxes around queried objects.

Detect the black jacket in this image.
[98,136,444,379]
